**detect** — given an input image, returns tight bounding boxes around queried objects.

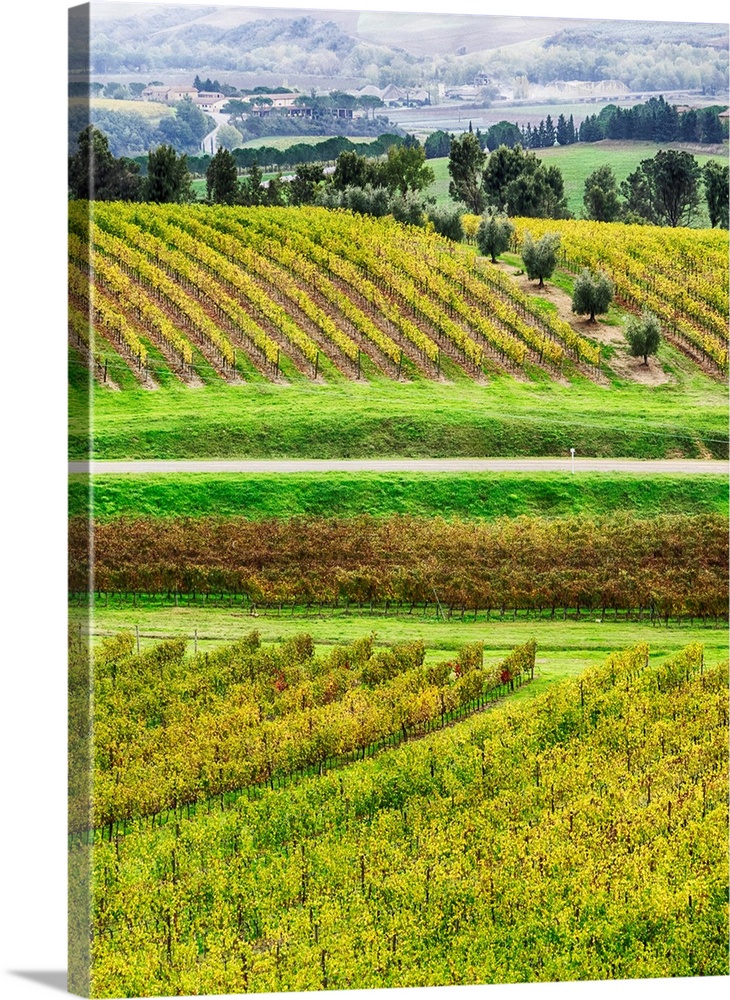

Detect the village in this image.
[139,80,435,118]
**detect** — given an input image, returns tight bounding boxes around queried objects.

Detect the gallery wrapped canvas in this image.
[68,2,729,997]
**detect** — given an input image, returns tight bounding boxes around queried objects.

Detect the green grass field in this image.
[497,101,622,121]
[69,357,727,459]
[75,605,727,703]
[533,140,727,219]
[76,97,175,123]
[426,140,728,219]
[69,471,728,520]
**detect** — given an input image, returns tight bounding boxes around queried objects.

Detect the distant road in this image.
[68,458,729,475]
[199,111,229,156]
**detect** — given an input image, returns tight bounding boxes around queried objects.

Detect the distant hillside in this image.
[72,5,729,96]
[545,19,729,50]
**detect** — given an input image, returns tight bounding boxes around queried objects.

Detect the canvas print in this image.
[68,2,729,997]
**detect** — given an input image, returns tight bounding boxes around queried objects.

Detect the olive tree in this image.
[521,231,560,288]
[476,211,514,262]
[625,310,661,365]
[428,206,464,242]
[571,269,614,323]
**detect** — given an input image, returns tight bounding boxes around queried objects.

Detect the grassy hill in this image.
[69,97,175,124]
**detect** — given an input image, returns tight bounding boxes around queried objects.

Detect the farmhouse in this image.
[141,84,199,104]
[140,85,170,102]
[194,90,225,105]
[248,93,300,114]
[249,93,366,119]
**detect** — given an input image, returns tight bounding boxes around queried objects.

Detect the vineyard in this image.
[68,204,730,391]
[70,639,729,995]
[69,631,536,835]
[67,196,729,997]
[512,218,729,374]
[68,202,608,387]
[69,513,729,622]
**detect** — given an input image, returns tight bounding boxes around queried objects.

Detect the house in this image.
[141,84,200,105]
[141,85,170,102]
[194,91,226,108]
[444,85,480,101]
[380,84,407,106]
[406,88,430,106]
[248,93,300,115]
[166,85,199,103]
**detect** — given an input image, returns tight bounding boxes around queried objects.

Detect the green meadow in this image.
[69,471,728,520]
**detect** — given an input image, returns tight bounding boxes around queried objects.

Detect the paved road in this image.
[68,458,729,475]
[200,111,230,155]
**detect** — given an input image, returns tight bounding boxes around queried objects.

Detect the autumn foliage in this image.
[69,513,728,621]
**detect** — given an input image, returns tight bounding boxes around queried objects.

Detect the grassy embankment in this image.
[69,364,727,460]
[69,472,728,519]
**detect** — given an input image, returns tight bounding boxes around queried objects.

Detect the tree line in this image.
[583,152,729,228]
[577,97,727,145]
[187,133,403,173]
[68,126,194,203]
[427,98,727,159]
[426,115,578,159]
[68,125,430,208]
[69,123,728,231]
